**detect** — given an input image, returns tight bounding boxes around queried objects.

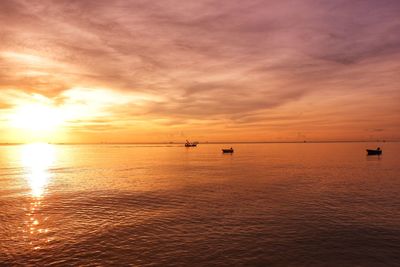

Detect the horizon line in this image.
[0,140,397,146]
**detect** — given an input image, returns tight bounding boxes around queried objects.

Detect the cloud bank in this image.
[0,0,399,142]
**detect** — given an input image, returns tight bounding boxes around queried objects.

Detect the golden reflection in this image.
[21,143,55,197]
[20,143,55,249]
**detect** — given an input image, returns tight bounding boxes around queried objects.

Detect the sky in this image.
[0,0,399,143]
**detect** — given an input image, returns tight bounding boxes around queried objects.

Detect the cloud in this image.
[0,0,399,141]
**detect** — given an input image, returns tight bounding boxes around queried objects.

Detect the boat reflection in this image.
[20,143,55,249]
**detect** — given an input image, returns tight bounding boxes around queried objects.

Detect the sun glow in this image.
[10,104,64,132]
[1,88,162,143]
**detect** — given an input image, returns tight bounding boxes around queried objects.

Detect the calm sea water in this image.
[0,143,399,266]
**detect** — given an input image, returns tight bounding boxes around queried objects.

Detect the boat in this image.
[185,140,197,147]
[185,143,197,147]
[222,147,234,153]
[366,147,382,155]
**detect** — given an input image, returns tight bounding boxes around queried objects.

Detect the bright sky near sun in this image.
[0,0,399,143]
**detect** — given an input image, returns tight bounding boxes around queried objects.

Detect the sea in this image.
[0,142,399,266]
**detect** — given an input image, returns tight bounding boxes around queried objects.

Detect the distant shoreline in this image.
[0,140,398,146]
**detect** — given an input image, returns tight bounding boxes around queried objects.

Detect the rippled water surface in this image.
[1,143,399,266]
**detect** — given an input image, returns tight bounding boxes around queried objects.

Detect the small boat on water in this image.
[185,140,197,147]
[222,147,234,153]
[366,147,382,155]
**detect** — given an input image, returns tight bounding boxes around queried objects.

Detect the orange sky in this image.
[0,0,399,143]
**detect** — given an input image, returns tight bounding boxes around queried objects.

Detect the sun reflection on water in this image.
[21,143,55,197]
[20,143,56,249]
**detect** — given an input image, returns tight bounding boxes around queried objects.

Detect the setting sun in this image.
[9,104,63,132]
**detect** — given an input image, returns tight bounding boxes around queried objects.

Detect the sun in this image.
[9,103,64,133]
